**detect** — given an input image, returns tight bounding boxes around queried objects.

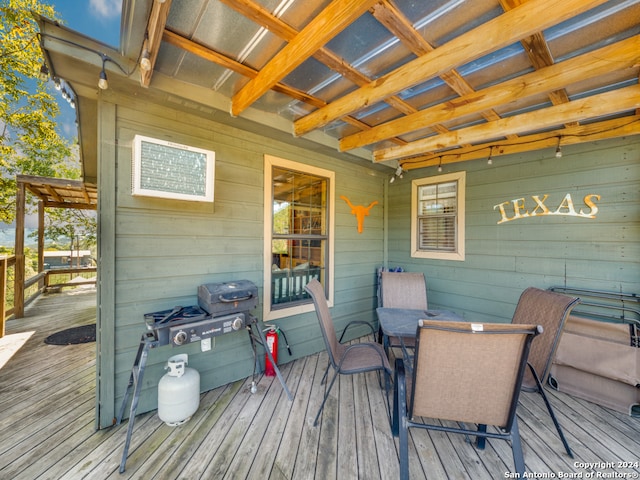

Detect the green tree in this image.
[0,0,76,223]
[1,0,96,255]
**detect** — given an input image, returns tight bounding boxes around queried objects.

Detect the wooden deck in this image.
[1,288,639,480]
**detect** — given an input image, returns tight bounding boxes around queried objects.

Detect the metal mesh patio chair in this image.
[379,272,428,351]
[305,279,392,426]
[511,287,580,457]
[392,320,541,479]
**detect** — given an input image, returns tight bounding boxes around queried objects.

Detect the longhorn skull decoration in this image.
[340,196,378,234]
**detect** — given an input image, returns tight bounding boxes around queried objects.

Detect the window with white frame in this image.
[263,155,335,321]
[411,171,465,261]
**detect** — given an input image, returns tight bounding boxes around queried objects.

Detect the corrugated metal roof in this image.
[42,0,640,171]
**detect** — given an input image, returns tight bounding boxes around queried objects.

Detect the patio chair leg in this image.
[538,385,573,458]
[395,360,410,480]
[511,418,526,476]
[530,365,573,458]
[321,363,330,385]
[392,360,406,435]
[313,369,340,426]
[476,424,487,450]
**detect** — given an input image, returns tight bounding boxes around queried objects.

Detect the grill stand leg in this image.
[248,318,293,401]
[115,334,157,473]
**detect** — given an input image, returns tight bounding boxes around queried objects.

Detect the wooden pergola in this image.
[12,174,97,318]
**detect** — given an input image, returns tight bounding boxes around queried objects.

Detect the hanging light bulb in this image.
[54,78,61,90]
[38,63,49,82]
[555,137,563,158]
[437,157,443,173]
[487,147,493,165]
[98,66,108,90]
[140,35,152,72]
[140,48,152,72]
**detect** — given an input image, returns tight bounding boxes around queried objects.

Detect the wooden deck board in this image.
[1,288,639,480]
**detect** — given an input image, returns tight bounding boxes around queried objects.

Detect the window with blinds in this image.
[417,181,457,251]
[411,172,465,261]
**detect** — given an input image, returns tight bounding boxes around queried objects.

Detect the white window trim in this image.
[263,154,335,321]
[411,171,466,261]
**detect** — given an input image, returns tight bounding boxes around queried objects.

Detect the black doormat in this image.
[44,324,96,345]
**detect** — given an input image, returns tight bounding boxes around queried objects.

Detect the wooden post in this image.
[0,256,6,337]
[38,200,44,291]
[14,180,25,319]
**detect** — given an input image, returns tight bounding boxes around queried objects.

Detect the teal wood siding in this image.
[388,136,640,324]
[99,94,386,426]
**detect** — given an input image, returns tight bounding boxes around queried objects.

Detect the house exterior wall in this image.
[95,90,639,428]
[387,136,640,324]
[96,94,387,427]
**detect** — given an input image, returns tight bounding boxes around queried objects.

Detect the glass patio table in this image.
[376,307,465,368]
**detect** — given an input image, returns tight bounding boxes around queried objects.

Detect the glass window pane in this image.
[417,181,458,252]
[271,165,328,309]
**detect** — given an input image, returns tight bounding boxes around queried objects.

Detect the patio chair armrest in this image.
[338,320,377,343]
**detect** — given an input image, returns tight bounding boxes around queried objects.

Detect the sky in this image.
[46,1,123,139]
[51,0,122,47]
[0,2,122,232]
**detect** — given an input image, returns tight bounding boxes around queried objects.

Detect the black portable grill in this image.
[141,280,259,347]
[144,305,248,347]
[116,280,292,473]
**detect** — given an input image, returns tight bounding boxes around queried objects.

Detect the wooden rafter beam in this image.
[162,29,375,133]
[374,84,640,162]
[400,115,640,170]
[340,36,640,151]
[218,0,412,144]
[140,0,172,87]
[17,175,97,210]
[293,0,609,137]
[231,0,378,116]
[162,30,376,133]
[498,0,575,127]
[163,29,324,107]
[370,0,503,128]
[44,185,64,203]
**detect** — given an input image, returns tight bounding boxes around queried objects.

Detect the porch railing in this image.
[0,254,96,337]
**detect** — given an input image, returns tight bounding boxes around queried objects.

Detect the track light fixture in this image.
[390,164,404,183]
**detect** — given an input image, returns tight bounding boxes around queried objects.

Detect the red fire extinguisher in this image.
[264,326,292,377]
[265,327,278,377]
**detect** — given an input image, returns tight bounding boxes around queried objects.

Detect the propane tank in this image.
[265,327,278,377]
[158,354,200,426]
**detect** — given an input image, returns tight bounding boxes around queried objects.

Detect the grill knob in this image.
[232,316,243,330]
[173,330,188,345]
